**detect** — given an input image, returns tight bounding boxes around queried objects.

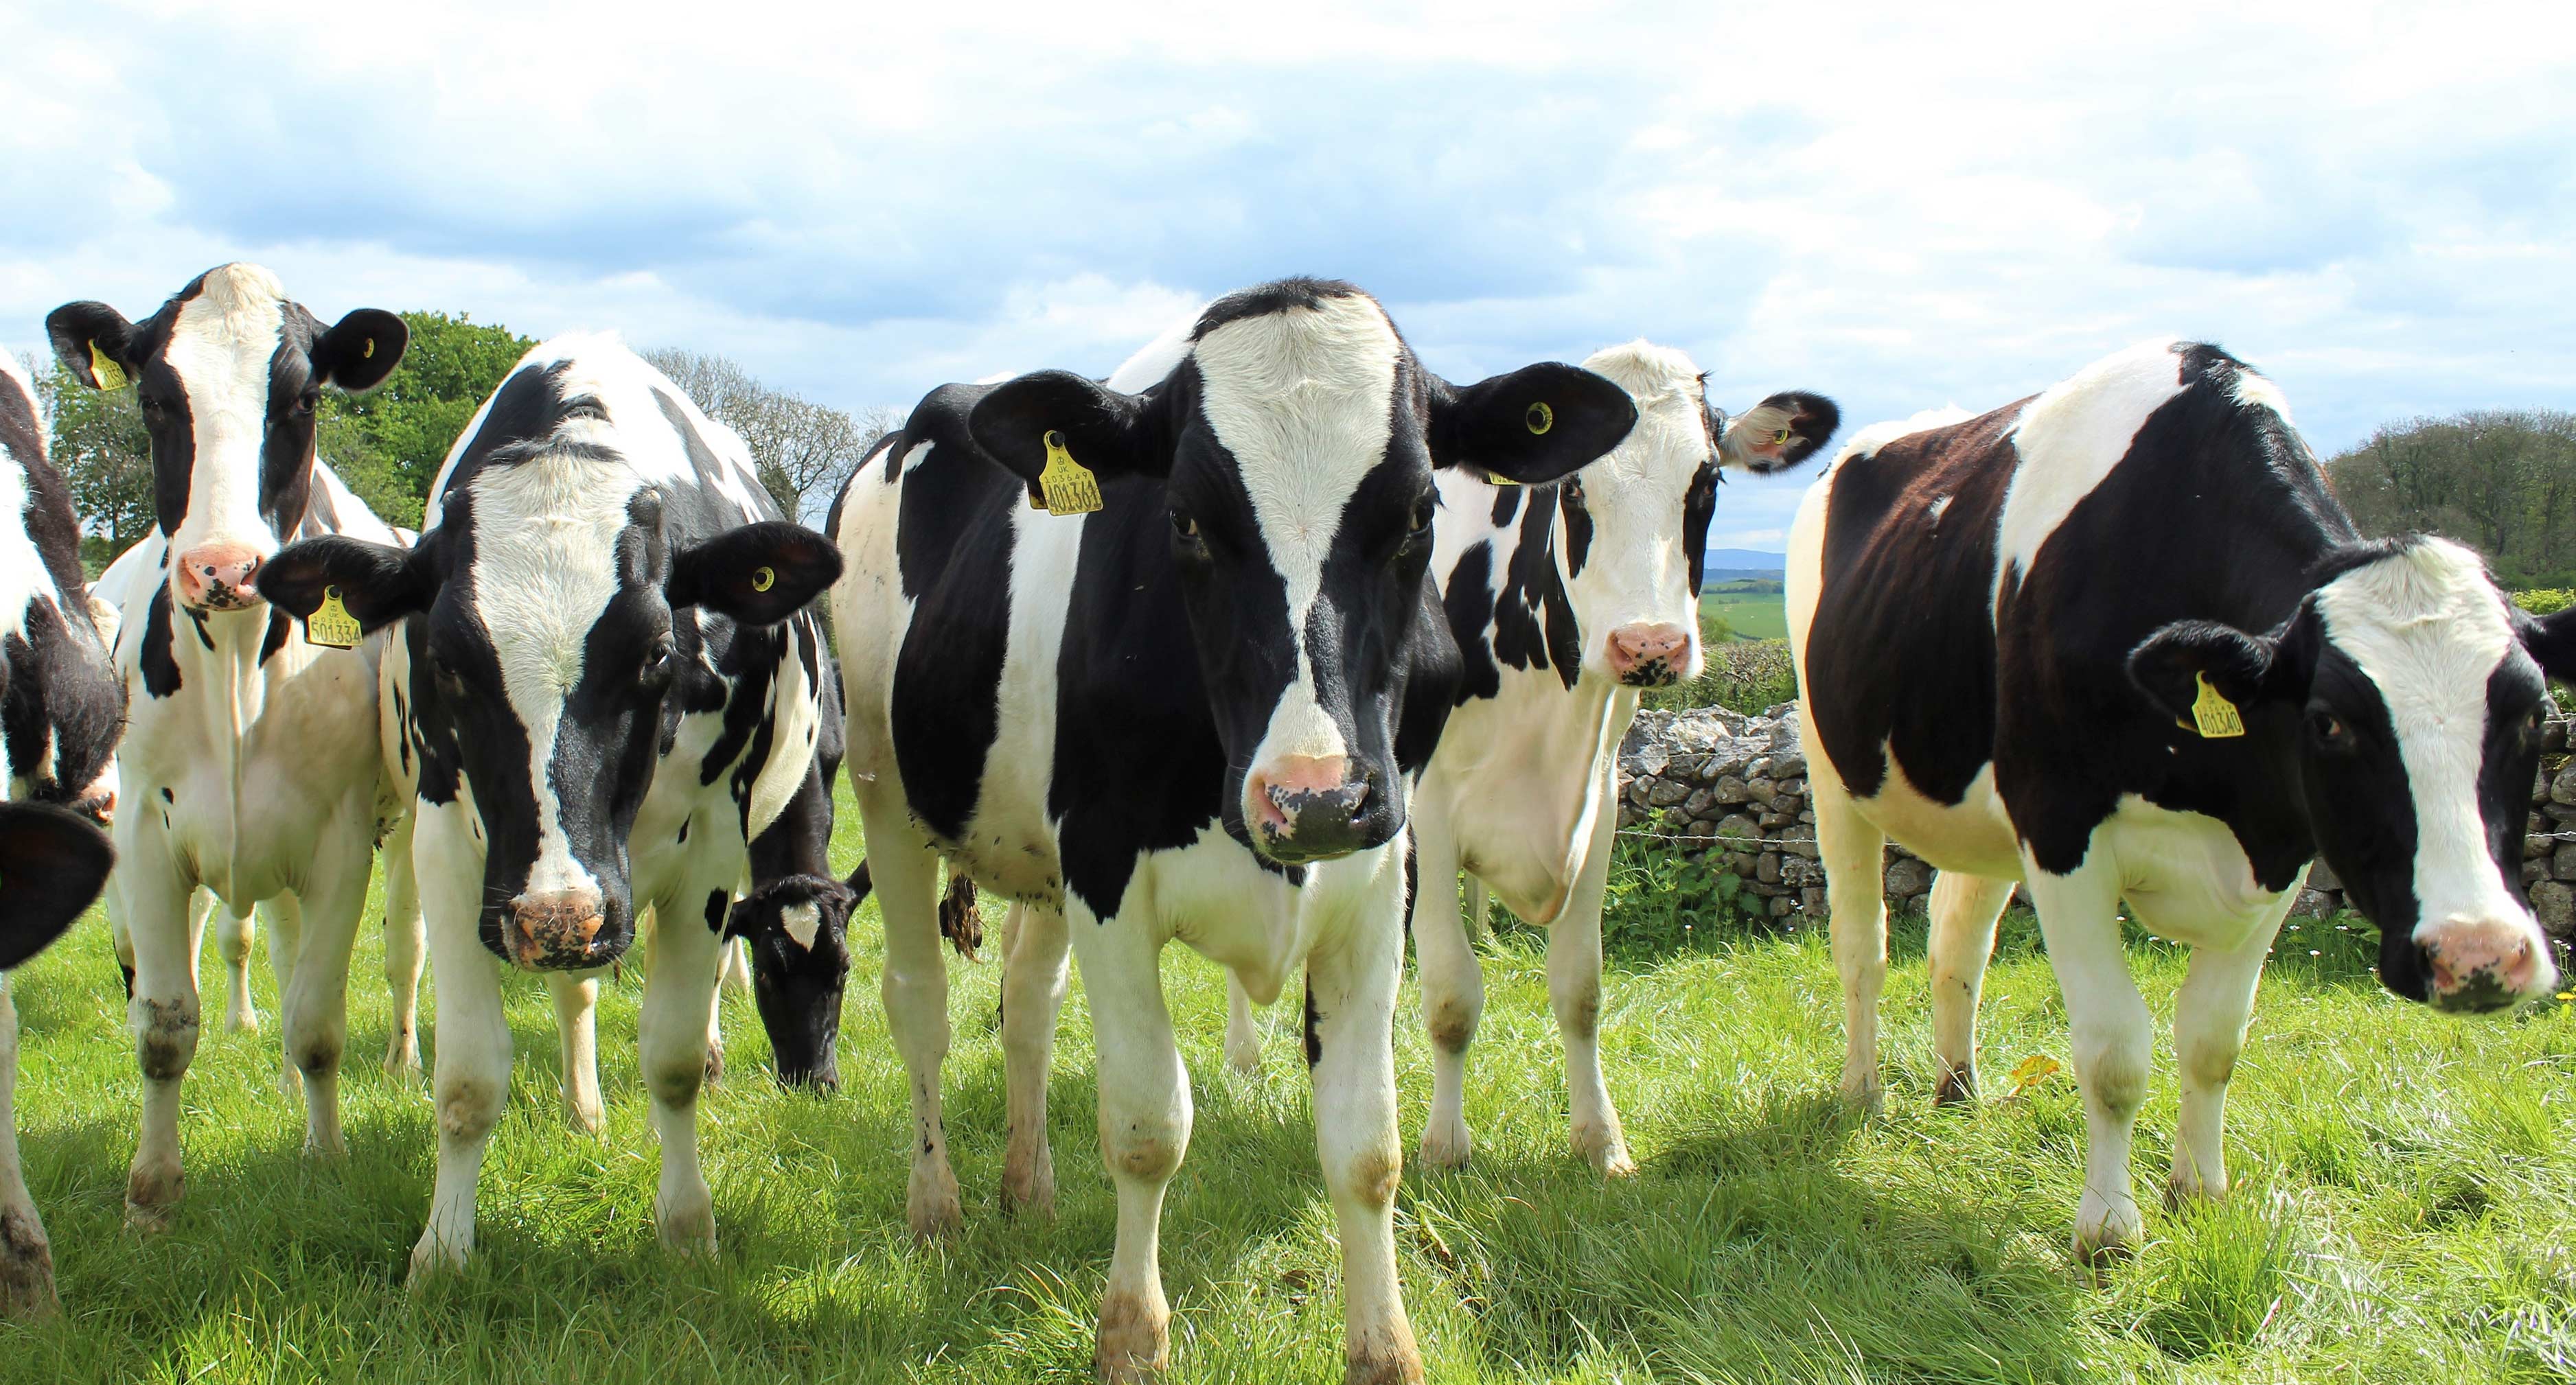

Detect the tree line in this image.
[2325,409,2576,589]
[28,312,893,571]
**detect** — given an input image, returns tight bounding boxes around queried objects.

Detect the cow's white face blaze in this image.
[1559,344,1717,687]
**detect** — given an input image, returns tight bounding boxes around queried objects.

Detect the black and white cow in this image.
[830,279,1636,1384]
[1789,339,2569,1266]
[46,265,420,1229]
[0,347,124,1316]
[262,334,838,1279]
[1394,342,1834,1174]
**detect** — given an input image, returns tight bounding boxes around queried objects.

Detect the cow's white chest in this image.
[1125,824,1399,1007]
[1421,673,1627,924]
[2083,795,2298,950]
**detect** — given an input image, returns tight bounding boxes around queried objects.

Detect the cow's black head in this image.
[965,280,1637,866]
[724,871,857,1089]
[2133,537,2574,1012]
[47,264,404,612]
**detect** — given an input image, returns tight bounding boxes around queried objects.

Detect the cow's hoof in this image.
[2073,1207,2140,1283]
[1096,1290,1170,1383]
[406,1237,465,1294]
[2163,1167,2227,1211]
[1344,1347,1426,1385]
[223,1006,260,1036]
[0,1210,56,1320]
[657,1201,717,1255]
[1838,1072,1884,1116]
[1224,1038,1264,1078]
[908,1164,963,1241]
[382,1036,421,1078]
[702,1047,724,1088]
[1932,1062,1976,1107]
[1417,1121,1473,1172]
[1573,1122,1636,1178]
[1000,1149,1057,1218]
[124,1165,183,1233]
[565,1097,606,1137]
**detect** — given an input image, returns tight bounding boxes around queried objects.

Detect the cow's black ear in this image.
[965,371,1162,484]
[2129,619,2281,728]
[45,301,140,391]
[264,535,435,631]
[312,309,407,393]
[1427,362,1637,485]
[667,521,842,625]
[2518,605,2576,687]
[0,802,113,969]
[1718,391,1841,474]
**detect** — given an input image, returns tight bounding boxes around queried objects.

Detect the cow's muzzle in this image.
[1605,621,1691,688]
[507,891,610,971]
[2418,916,2557,1014]
[1247,754,1373,864]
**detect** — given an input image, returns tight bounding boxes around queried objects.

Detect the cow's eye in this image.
[1407,495,1434,538]
[643,634,677,682]
[293,386,320,416]
[2308,708,2348,745]
[1171,510,1200,542]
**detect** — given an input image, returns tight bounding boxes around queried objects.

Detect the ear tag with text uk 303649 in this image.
[1036,429,1102,516]
[306,586,361,649]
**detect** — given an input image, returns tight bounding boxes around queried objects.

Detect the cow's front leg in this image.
[860,787,961,1238]
[1410,812,1482,1170]
[2167,896,2288,1207]
[1308,869,1425,1384]
[0,977,54,1318]
[1070,904,1187,1383]
[1813,771,1891,1112]
[1000,902,1069,1216]
[210,896,258,1035]
[549,973,605,1135]
[119,834,198,1232]
[1925,870,2015,1104]
[285,832,373,1160]
[381,811,425,1075]
[410,804,510,1285]
[2023,860,2149,1272]
[641,882,728,1254]
[1550,784,1633,1176]
[262,896,305,1098]
[1223,972,1264,1075]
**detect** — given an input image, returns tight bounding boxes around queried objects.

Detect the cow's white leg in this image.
[862,788,961,1239]
[120,835,198,1232]
[1308,872,1426,1385]
[1070,900,1186,1384]
[549,973,604,1135]
[1551,772,1633,1176]
[641,876,729,1255]
[286,831,372,1160]
[211,895,257,1035]
[1813,769,1890,1111]
[720,935,752,993]
[702,928,726,1088]
[1412,811,1482,1170]
[2167,900,2286,1208]
[2021,860,2150,1270]
[411,805,510,1284]
[1223,972,1264,1075]
[1926,871,2015,1104]
[380,812,425,1075]
[262,896,304,1098]
[0,977,54,1319]
[1000,901,1069,1216]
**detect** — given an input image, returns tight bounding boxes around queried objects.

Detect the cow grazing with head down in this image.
[1393,342,1835,1174]
[1790,339,2569,1267]
[46,264,422,1231]
[262,334,838,1279]
[0,348,124,1316]
[830,279,1637,1384]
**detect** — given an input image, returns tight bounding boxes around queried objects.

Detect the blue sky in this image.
[5,1,2572,549]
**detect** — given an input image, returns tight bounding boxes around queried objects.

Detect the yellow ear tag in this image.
[2191,673,2246,738]
[1036,429,1102,516]
[1526,401,1553,435]
[750,566,775,593]
[89,345,128,392]
[306,585,360,649]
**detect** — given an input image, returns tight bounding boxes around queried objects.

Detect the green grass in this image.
[1699,584,1788,643]
[5,784,2576,1382]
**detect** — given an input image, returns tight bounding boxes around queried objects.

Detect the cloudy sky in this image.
[6,1,2571,549]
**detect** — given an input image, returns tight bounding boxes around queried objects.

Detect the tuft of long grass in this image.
[1,782,2572,1382]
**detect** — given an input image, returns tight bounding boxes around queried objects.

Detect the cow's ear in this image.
[45,301,140,391]
[1427,362,1637,485]
[0,803,113,969]
[965,371,1162,484]
[312,309,407,393]
[667,521,842,625]
[2129,619,2285,729]
[2516,605,2576,688]
[1718,390,1841,474]
[264,535,435,631]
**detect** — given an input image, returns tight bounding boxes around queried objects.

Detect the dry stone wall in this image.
[1618,703,2576,937]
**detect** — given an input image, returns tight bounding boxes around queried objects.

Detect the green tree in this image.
[320,311,534,528]
[28,353,153,570]
[2326,409,2576,589]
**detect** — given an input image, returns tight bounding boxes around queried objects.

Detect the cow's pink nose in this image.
[2422,916,2553,1012]
[1605,622,1691,686]
[1245,754,1369,858]
[508,891,608,971]
[173,545,264,611]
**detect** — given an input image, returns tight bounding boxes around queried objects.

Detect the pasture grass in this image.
[3,786,2575,1382]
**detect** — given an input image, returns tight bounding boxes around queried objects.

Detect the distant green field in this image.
[1701,579,1787,641]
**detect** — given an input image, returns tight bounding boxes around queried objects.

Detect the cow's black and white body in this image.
[47,265,417,1230]
[0,348,123,1316]
[263,335,838,1279]
[1789,339,2570,1265]
[831,279,1637,1384]
[1396,342,1835,1174]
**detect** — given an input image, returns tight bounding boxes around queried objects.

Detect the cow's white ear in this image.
[45,301,139,391]
[314,309,408,393]
[2128,619,2280,730]
[667,521,842,626]
[965,371,1160,485]
[1717,391,1841,474]
[0,803,113,970]
[1427,362,1636,485]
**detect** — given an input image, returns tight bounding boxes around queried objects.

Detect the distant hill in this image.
[1703,548,1785,581]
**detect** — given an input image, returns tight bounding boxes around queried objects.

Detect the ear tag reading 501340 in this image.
[306,585,361,649]
[1036,430,1102,516]
[2191,673,2245,738]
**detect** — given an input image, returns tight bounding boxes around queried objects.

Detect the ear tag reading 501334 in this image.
[306,585,360,649]
[2191,673,2245,738]
[1036,430,1102,516]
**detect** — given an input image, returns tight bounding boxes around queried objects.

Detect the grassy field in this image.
[1700,583,1787,642]
[4,785,2575,1382]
